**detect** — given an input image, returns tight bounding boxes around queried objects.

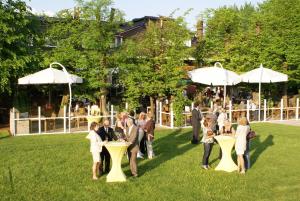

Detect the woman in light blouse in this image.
[86,122,107,180]
[235,117,250,174]
[201,118,215,170]
[137,112,146,158]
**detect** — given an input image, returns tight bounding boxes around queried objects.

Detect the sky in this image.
[24,0,264,30]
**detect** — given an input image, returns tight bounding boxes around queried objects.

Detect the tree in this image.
[0,0,42,94]
[44,0,124,114]
[198,0,300,81]
[118,15,191,122]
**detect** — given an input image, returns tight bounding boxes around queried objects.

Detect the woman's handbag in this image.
[247,130,256,140]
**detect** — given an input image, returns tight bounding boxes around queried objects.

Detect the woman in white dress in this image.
[86,122,107,180]
[235,117,250,174]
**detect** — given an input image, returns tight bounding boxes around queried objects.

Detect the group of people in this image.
[191,102,252,174]
[86,111,156,180]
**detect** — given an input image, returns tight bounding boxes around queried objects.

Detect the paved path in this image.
[269,120,300,127]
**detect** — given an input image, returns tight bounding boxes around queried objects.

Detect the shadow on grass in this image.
[250,135,274,167]
[0,131,11,140]
[208,135,275,168]
[133,129,196,176]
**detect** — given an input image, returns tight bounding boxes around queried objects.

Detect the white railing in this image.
[156,98,300,129]
[10,105,117,136]
[10,98,300,135]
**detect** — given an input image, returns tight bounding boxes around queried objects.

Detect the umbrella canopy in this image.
[188,65,241,86]
[18,67,83,85]
[188,62,241,108]
[240,64,288,121]
[240,64,288,83]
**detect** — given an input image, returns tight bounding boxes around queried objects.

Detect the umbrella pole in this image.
[258,64,263,122]
[68,83,72,133]
[50,62,73,133]
[224,85,226,108]
[258,82,261,121]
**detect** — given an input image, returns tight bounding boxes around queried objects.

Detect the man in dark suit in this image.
[125,118,139,177]
[191,102,202,144]
[97,119,118,174]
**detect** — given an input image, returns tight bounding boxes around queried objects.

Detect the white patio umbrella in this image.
[18,62,83,132]
[240,63,288,121]
[188,62,241,107]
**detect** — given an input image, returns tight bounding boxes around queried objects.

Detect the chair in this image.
[75,107,86,128]
[44,109,56,131]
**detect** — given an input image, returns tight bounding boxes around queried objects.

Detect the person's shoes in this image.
[240,169,246,174]
[191,140,199,144]
[92,176,98,180]
[202,165,209,170]
[137,154,144,159]
[132,174,138,178]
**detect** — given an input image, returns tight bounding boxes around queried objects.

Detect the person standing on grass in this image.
[97,119,118,174]
[191,102,202,144]
[201,118,215,170]
[86,122,107,180]
[235,117,250,174]
[137,112,147,158]
[125,118,139,177]
[244,121,252,170]
[144,113,155,159]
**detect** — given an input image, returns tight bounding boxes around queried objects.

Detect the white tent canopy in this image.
[18,62,83,133]
[188,62,241,107]
[18,67,83,85]
[240,63,288,121]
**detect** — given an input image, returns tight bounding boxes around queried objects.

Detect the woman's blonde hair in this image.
[238,117,248,126]
[139,112,146,120]
[203,118,208,127]
[116,113,122,120]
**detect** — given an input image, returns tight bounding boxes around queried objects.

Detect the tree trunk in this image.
[99,88,108,115]
[283,82,288,107]
[150,96,155,116]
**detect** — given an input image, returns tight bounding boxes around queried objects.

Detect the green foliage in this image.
[197,0,300,85]
[172,91,190,127]
[0,0,42,94]
[118,15,191,109]
[43,0,124,101]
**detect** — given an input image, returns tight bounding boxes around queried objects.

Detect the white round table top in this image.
[105,141,130,147]
[214,135,236,140]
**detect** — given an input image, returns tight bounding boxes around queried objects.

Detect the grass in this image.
[0,123,300,201]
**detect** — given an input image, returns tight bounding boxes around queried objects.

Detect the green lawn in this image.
[1,123,300,201]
